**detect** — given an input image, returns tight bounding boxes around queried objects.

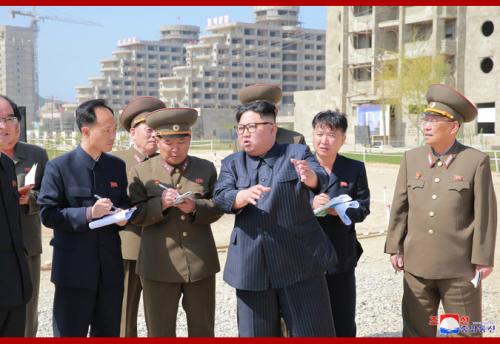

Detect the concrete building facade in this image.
[75,25,199,110]
[0,25,37,123]
[159,6,326,126]
[295,6,500,148]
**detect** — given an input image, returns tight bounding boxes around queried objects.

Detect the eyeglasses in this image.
[0,116,18,125]
[234,122,273,135]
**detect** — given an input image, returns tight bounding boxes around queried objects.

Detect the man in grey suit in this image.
[213,86,337,337]
[0,95,48,337]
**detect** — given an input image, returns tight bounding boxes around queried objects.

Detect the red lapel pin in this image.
[340,181,348,188]
[110,181,118,188]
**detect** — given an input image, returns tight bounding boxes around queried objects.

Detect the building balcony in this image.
[404,6,434,24]
[440,39,456,55]
[440,6,457,19]
[159,86,184,93]
[404,40,433,58]
[349,47,373,65]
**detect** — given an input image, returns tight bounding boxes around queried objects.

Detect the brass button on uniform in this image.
[434,177,440,183]
[428,229,434,234]
[437,161,443,167]
[432,194,438,200]
[180,215,186,221]
[175,168,180,173]
[429,211,435,217]
[176,184,182,189]
[182,231,188,237]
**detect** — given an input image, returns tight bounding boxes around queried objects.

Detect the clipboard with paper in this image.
[89,207,137,230]
[313,194,360,226]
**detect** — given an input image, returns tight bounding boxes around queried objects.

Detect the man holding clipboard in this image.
[38,99,129,337]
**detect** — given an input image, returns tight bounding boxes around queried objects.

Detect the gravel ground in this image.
[35,161,500,337]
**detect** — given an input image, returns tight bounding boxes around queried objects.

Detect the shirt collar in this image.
[245,143,281,170]
[427,140,460,169]
[76,145,100,170]
[161,157,189,175]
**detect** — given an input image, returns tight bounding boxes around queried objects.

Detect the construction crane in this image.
[9,7,103,121]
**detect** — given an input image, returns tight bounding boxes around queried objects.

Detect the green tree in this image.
[377,52,453,142]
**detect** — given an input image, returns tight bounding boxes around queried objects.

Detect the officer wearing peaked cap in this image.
[128,107,223,337]
[385,84,497,337]
[236,84,306,148]
[112,96,165,337]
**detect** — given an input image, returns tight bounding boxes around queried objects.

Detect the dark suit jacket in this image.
[38,145,129,290]
[0,153,32,307]
[13,141,49,256]
[316,155,370,274]
[214,143,337,291]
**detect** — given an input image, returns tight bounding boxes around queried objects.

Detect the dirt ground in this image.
[39,160,500,336]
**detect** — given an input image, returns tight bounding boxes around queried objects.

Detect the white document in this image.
[471,270,481,288]
[314,194,360,226]
[174,191,193,205]
[24,163,37,186]
[89,207,137,230]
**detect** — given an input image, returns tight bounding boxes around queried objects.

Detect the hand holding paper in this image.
[89,207,137,230]
[24,163,37,186]
[314,194,360,225]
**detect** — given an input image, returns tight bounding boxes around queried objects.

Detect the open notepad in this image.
[89,207,137,230]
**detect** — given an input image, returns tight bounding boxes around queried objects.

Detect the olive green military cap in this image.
[120,96,166,131]
[425,84,477,123]
[146,108,198,137]
[239,84,282,105]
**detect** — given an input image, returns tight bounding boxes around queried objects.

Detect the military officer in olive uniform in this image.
[112,96,165,337]
[129,107,223,337]
[234,84,306,152]
[0,95,48,337]
[385,84,497,337]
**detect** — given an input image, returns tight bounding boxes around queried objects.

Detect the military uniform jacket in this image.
[0,153,32,307]
[112,147,157,260]
[385,142,497,279]
[213,143,337,291]
[129,155,223,283]
[38,146,129,290]
[13,141,49,256]
[317,155,370,274]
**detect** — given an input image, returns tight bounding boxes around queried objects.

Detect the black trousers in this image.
[325,268,357,337]
[236,274,336,337]
[53,283,123,337]
[0,305,26,337]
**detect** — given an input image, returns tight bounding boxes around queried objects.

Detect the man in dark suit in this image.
[310,110,370,337]
[0,95,48,337]
[38,99,129,337]
[0,103,33,337]
[213,86,337,337]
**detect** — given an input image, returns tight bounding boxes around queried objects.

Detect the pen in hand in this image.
[93,194,118,211]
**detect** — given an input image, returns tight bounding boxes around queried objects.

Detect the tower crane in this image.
[10,7,103,120]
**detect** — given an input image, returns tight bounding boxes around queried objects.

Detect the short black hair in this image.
[75,99,114,132]
[312,110,348,133]
[235,101,277,123]
[0,95,22,121]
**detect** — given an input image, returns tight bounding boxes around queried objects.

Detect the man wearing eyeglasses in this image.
[385,84,497,337]
[213,85,337,337]
[0,95,48,337]
[0,96,33,337]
